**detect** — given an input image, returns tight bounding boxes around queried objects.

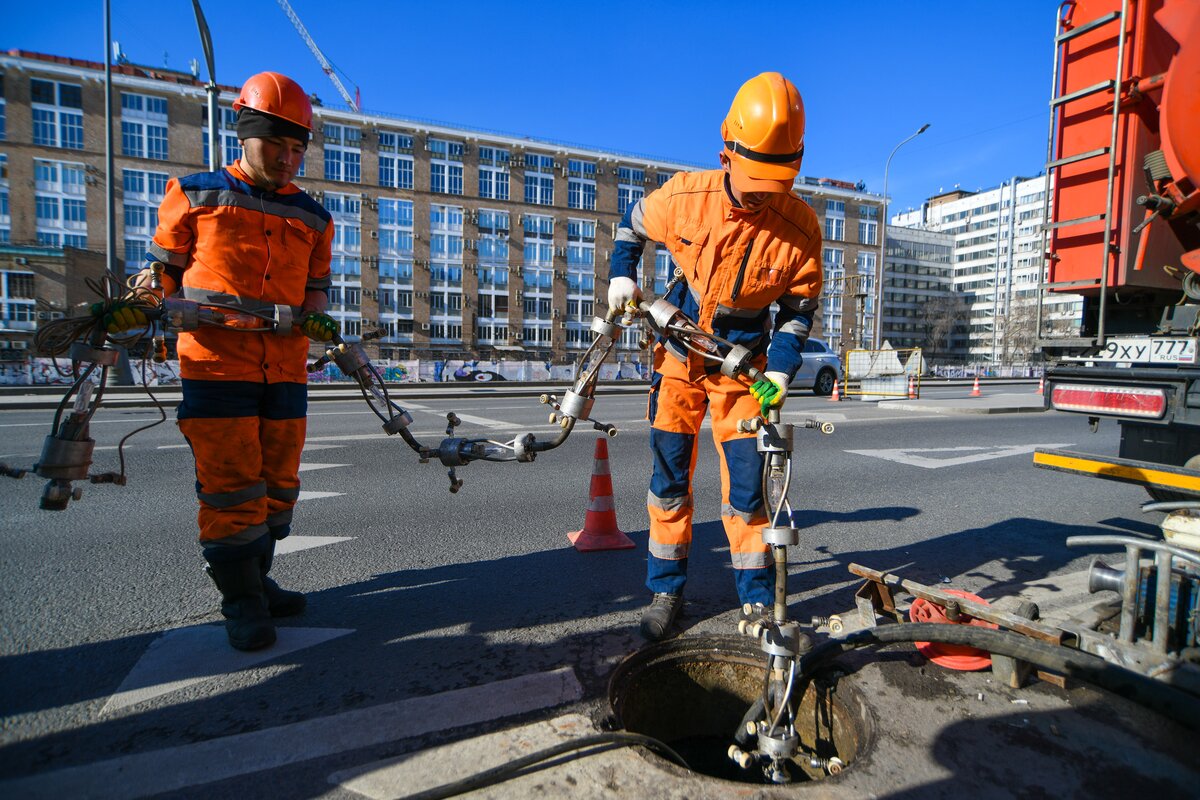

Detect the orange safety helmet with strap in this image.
[233,71,313,131]
[721,72,805,194]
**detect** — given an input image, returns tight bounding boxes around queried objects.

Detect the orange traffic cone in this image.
[908,374,917,399]
[569,438,635,552]
[1037,375,1045,394]
[829,378,840,402]
[971,375,981,397]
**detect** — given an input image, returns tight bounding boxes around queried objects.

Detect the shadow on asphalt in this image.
[0,507,1149,791]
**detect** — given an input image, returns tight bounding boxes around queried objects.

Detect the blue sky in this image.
[3,0,1056,212]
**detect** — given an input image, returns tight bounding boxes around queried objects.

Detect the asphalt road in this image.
[0,385,1160,797]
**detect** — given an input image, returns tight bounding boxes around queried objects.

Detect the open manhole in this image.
[609,635,869,785]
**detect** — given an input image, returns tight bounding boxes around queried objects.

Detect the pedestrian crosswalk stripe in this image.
[4,667,582,799]
[297,462,348,473]
[274,535,354,555]
[99,625,353,715]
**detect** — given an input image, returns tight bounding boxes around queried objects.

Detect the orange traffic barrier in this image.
[829,378,840,402]
[568,438,635,552]
[907,374,917,399]
[971,376,981,397]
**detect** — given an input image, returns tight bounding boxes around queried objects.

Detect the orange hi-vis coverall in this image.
[148,160,333,562]
[611,169,822,604]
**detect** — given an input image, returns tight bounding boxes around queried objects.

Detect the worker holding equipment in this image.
[113,72,337,651]
[608,72,823,640]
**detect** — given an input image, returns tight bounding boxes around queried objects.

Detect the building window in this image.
[0,74,6,142]
[31,78,84,150]
[0,154,9,243]
[858,220,877,246]
[654,246,673,294]
[478,209,510,293]
[567,159,596,211]
[378,131,415,190]
[657,171,672,187]
[122,168,169,274]
[323,123,361,183]
[824,199,845,241]
[618,167,645,215]
[523,213,554,267]
[524,154,554,206]
[34,159,87,248]
[478,146,510,201]
[429,138,464,196]
[1,270,37,328]
[202,106,242,168]
[120,92,169,161]
[378,198,414,259]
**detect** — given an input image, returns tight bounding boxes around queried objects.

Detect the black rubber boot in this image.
[261,540,306,618]
[208,557,276,651]
[639,592,683,641]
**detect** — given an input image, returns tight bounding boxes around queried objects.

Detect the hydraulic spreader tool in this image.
[4,265,829,504]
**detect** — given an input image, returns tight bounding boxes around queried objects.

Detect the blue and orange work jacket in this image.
[148,160,333,384]
[611,169,823,379]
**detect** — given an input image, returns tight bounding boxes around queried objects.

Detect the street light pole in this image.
[875,122,930,349]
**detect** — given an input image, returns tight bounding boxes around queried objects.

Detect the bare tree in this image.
[917,295,966,361]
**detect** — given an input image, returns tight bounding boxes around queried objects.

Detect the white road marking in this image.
[846,443,1073,469]
[301,443,346,451]
[0,417,166,428]
[99,625,353,715]
[273,534,353,555]
[4,667,583,800]
[441,412,510,429]
[296,490,346,502]
[297,462,348,473]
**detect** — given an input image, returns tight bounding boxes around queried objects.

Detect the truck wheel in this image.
[814,368,836,396]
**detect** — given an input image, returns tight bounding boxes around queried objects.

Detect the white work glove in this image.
[750,371,790,416]
[607,276,642,315]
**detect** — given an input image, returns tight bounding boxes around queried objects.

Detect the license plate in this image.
[1065,337,1199,365]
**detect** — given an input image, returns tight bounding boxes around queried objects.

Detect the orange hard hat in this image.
[721,72,805,194]
[233,72,313,131]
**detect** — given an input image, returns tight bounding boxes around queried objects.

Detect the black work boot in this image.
[639,592,683,641]
[261,540,306,618]
[207,557,276,651]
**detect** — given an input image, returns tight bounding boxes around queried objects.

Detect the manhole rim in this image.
[607,633,877,788]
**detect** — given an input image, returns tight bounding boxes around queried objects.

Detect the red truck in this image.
[1036,0,1200,502]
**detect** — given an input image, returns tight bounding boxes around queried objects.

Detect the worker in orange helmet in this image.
[608,72,823,641]
[118,72,338,651]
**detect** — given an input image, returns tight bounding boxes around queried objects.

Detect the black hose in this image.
[399,731,688,800]
[800,623,1200,731]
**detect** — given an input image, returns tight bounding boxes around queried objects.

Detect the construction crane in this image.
[276,0,360,112]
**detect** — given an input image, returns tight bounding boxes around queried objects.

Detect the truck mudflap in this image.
[1034,448,1200,497]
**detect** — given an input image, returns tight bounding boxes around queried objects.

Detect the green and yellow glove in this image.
[90,301,149,335]
[300,312,338,342]
[749,371,790,417]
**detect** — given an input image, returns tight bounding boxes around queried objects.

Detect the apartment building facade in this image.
[892,175,1080,362]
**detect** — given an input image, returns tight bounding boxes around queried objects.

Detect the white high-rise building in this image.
[893,175,1081,362]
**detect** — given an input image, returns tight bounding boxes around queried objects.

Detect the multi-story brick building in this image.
[0,50,874,365]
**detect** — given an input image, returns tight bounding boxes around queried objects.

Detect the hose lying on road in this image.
[798,623,1200,732]
[403,624,1199,798]
[399,732,688,800]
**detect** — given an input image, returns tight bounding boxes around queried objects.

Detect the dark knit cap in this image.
[236,107,310,145]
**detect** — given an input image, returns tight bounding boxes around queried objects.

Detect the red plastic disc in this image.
[908,589,998,671]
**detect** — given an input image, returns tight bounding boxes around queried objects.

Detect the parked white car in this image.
[790,338,841,396]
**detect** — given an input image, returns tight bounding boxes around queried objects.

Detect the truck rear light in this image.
[1049,383,1167,418]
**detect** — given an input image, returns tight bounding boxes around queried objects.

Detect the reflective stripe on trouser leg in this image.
[646,366,706,596]
[708,369,775,606]
[179,415,269,546]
